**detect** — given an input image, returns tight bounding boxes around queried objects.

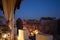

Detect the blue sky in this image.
[0,0,60,20]
[15,0,60,19]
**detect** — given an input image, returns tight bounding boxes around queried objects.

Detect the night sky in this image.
[0,0,60,20]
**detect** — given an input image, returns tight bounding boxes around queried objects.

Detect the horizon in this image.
[0,0,60,20]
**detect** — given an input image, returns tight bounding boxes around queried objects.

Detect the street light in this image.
[33,30,39,35]
[2,34,7,38]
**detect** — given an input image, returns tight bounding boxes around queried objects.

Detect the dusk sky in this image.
[0,0,60,20]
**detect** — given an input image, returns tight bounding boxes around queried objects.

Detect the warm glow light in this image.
[2,34,7,38]
[18,30,24,40]
[31,32,34,36]
[33,30,39,35]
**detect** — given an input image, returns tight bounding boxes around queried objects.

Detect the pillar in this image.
[2,0,16,40]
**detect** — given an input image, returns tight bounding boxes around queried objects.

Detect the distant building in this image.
[18,17,57,34]
[39,17,57,34]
